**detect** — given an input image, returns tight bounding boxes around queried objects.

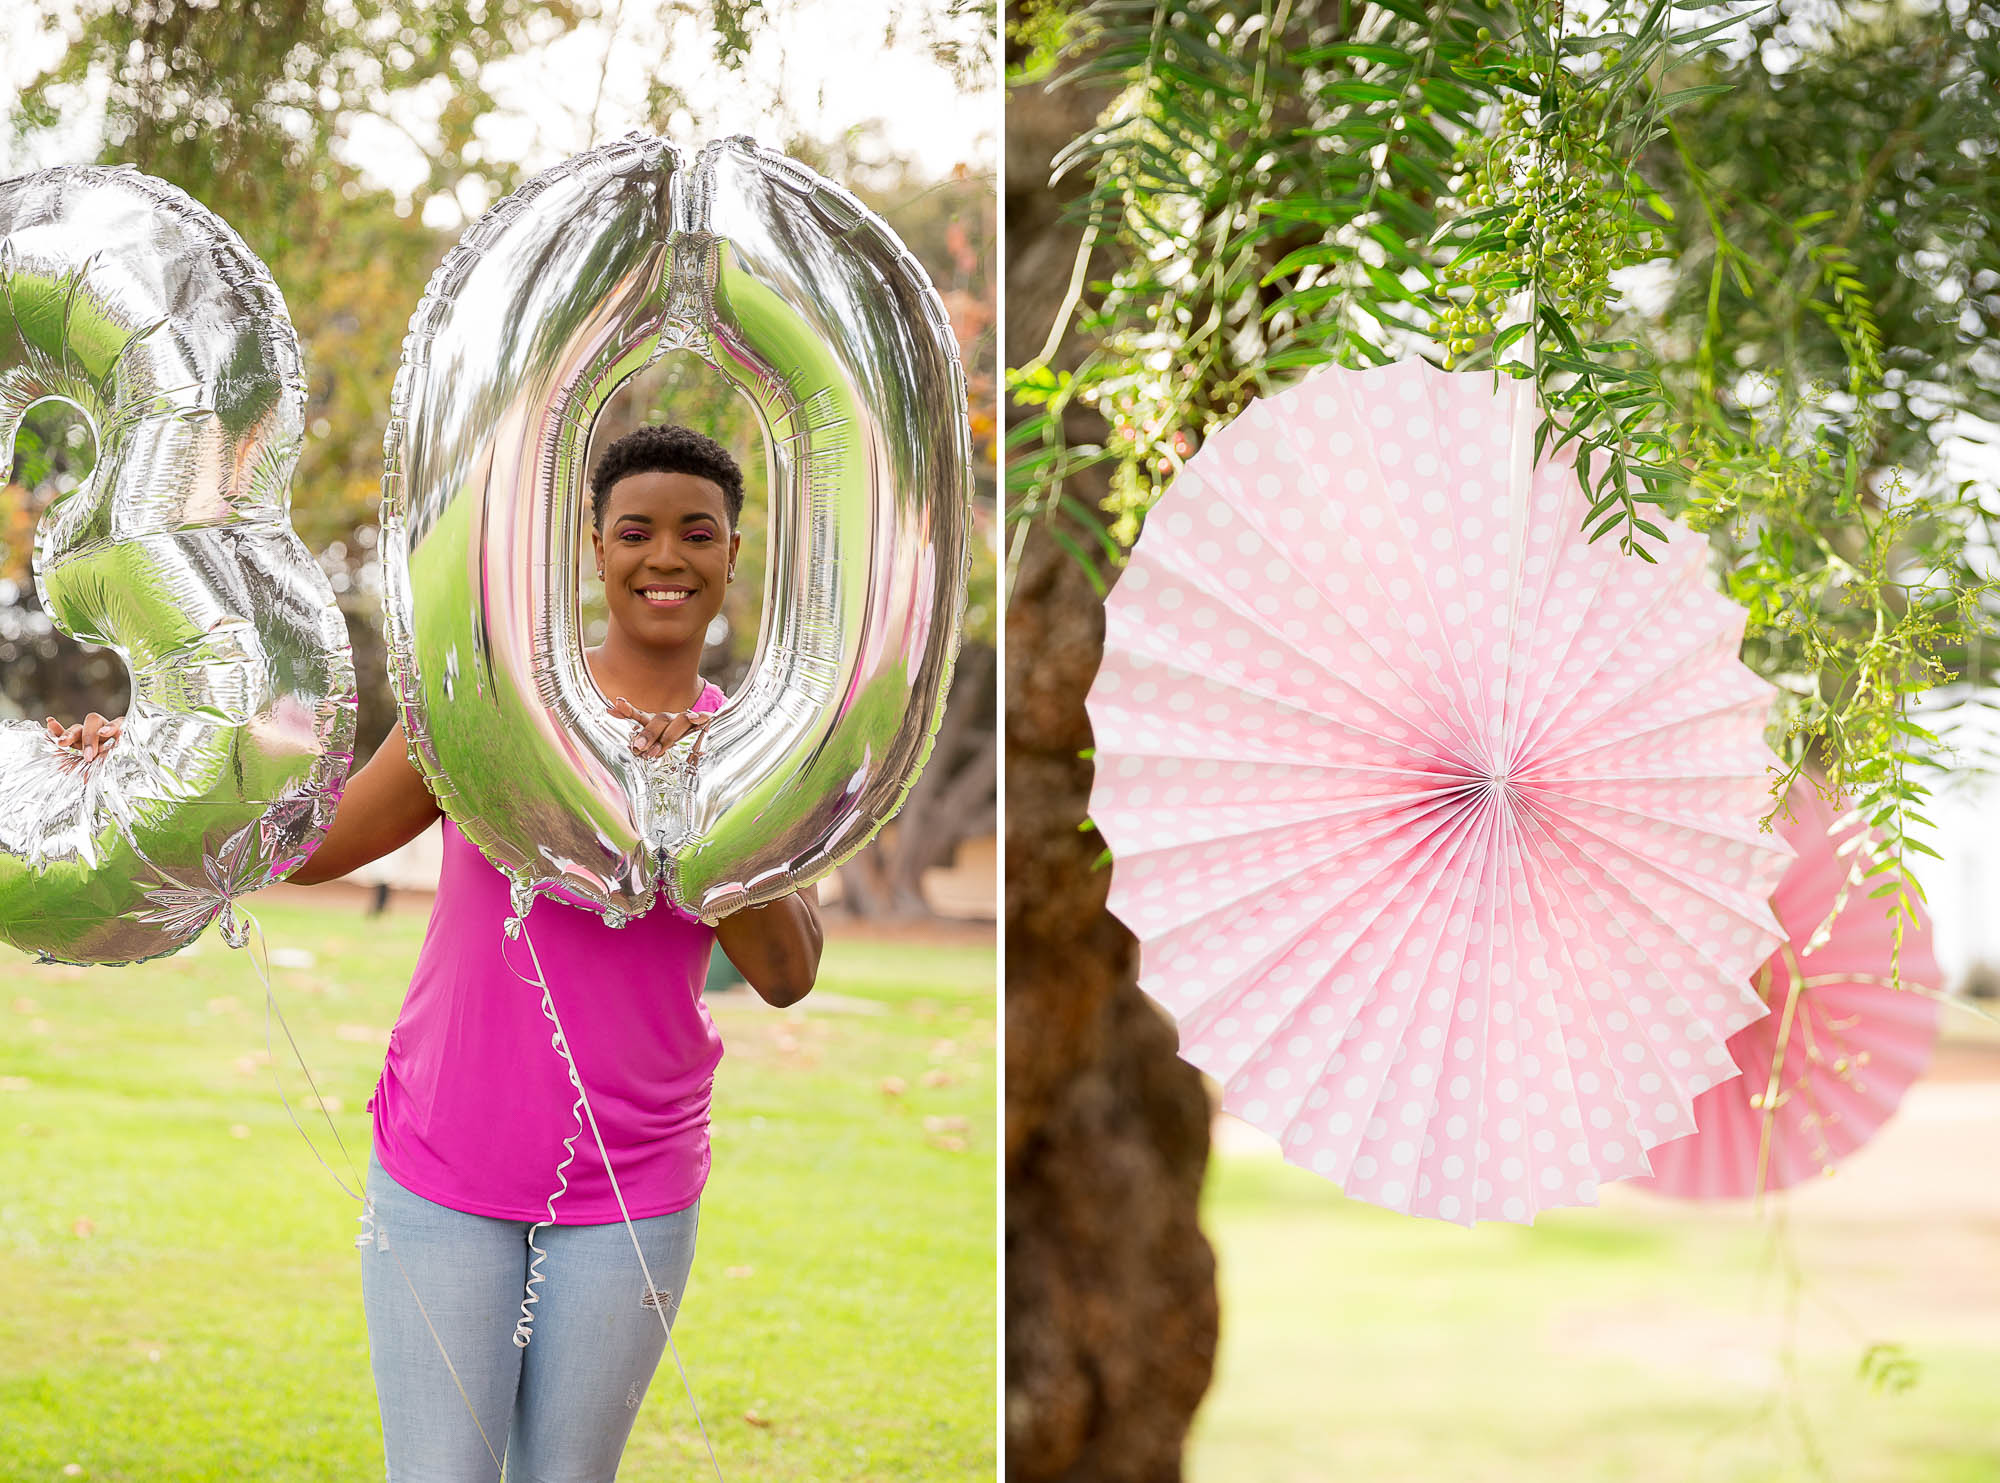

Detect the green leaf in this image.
[1655,82,1736,115]
[1319,79,1405,105]
[1295,43,1414,68]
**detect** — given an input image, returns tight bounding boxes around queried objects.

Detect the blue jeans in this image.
[358,1155,701,1482]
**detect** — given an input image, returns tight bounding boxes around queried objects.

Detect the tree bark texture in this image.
[1004,64,1220,1483]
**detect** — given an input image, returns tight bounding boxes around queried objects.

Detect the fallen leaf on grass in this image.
[928,1135,967,1153]
[62,1465,83,1478]
[923,1115,969,1135]
[878,1076,907,1097]
[228,1124,252,1140]
[920,1068,955,1088]
[316,1095,344,1116]
[11,997,38,1015]
[725,1265,754,1279]
[205,996,240,1015]
[0,1076,30,1093]
[928,1038,958,1061]
[72,1218,94,1239]
[27,1019,49,1035]
[335,1024,390,1045]
[743,1407,772,1428]
[270,947,316,970]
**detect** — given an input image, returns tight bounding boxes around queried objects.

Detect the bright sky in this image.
[1,0,997,222]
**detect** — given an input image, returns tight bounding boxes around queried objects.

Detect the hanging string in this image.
[503,904,726,1483]
[236,905,363,1201]
[226,901,504,1476]
[515,989,587,1348]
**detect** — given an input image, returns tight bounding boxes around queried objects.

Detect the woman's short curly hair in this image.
[589,424,745,530]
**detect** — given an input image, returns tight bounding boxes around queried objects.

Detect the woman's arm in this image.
[287,721,442,885]
[714,883,822,1009]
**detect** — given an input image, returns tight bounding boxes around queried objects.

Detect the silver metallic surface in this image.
[0,167,358,964]
[383,133,970,921]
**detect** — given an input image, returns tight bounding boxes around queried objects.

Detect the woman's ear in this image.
[728,529,742,580]
[590,524,604,576]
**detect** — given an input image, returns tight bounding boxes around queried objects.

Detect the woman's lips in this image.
[635,585,696,606]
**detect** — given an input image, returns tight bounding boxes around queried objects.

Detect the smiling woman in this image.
[264,412,824,1481]
[586,423,745,735]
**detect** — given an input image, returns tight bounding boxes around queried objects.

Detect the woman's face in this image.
[590,469,740,652]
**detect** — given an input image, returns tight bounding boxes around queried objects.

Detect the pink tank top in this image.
[370,684,725,1223]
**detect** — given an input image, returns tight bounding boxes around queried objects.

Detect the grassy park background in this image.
[0,893,995,1482]
[1188,1018,2000,1483]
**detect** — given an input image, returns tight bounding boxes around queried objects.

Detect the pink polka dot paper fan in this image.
[1084,359,1795,1226]
[1637,781,1941,1200]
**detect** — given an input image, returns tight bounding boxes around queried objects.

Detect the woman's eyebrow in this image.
[614,513,654,526]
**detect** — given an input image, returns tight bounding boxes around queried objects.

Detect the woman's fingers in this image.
[40,713,125,766]
[635,714,679,758]
[82,712,124,760]
[629,712,698,759]
[604,699,712,760]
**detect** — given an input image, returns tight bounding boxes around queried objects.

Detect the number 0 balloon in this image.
[382,133,972,922]
[0,167,357,965]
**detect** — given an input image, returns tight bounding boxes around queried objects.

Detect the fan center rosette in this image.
[1084,359,1796,1225]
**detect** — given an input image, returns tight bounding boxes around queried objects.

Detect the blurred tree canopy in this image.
[2,0,995,809]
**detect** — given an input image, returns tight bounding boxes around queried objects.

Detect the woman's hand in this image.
[608,696,715,760]
[714,883,823,1009]
[43,712,123,769]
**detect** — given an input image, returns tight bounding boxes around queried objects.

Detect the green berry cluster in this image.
[1430,5,1668,370]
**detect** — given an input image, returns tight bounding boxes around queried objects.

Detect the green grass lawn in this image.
[1188,1144,2000,1483]
[0,898,995,1482]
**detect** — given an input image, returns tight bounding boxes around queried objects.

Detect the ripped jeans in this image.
[358,1155,700,1483]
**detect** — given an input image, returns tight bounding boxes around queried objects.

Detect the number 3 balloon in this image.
[382,133,971,923]
[0,167,357,966]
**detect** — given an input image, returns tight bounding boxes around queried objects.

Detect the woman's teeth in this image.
[638,587,694,606]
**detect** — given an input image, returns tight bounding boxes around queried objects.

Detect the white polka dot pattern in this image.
[1083,359,1795,1226]
[1636,780,1943,1200]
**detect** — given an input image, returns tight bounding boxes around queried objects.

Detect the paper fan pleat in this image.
[1121,479,1475,760]
[1637,782,1943,1200]
[1087,360,1793,1224]
[1134,792,1482,1028]
[1179,798,1496,1083]
[1504,805,1723,1135]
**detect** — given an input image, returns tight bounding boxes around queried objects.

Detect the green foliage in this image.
[1007,0,2000,946]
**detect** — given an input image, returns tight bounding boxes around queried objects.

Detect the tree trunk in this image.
[1003,58,1219,1483]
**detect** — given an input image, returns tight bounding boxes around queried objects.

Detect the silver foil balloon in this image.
[0,167,357,965]
[383,133,970,922]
